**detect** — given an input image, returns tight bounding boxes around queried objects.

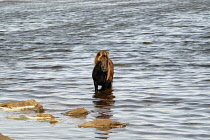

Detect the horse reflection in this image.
[93,89,115,120]
[93,90,115,139]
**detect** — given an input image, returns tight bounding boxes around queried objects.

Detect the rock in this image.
[63,108,88,118]
[0,100,44,113]
[0,100,38,108]
[0,133,14,140]
[35,114,58,124]
[50,118,58,124]
[35,114,56,118]
[3,114,29,121]
[78,119,126,130]
[33,104,45,113]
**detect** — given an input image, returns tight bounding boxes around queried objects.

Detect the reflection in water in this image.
[93,89,115,119]
[92,89,115,139]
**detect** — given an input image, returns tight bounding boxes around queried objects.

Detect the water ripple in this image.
[1,0,210,140]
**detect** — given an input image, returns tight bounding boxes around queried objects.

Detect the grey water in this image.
[1,0,210,139]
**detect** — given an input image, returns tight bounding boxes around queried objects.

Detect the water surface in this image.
[1,0,210,139]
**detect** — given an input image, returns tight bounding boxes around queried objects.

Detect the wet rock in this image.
[33,103,45,113]
[0,100,38,108]
[0,133,14,140]
[35,114,56,118]
[78,119,126,130]
[3,114,29,121]
[63,108,88,118]
[50,118,58,124]
[0,100,44,113]
[35,114,58,124]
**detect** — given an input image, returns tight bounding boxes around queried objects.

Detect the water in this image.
[1,0,210,139]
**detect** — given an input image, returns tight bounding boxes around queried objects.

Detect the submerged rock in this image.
[35,114,56,118]
[3,113,58,124]
[78,119,126,130]
[49,118,58,124]
[0,100,44,113]
[0,100,61,124]
[3,114,29,121]
[0,133,14,140]
[35,114,58,124]
[63,108,88,118]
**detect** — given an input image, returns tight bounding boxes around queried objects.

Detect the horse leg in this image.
[94,81,98,92]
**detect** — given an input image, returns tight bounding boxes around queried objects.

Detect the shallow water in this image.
[1,0,210,139]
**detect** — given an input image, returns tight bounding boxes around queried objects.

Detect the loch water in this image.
[1,0,210,139]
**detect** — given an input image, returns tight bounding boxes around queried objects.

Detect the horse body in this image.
[92,51,114,92]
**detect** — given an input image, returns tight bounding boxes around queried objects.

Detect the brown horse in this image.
[92,51,114,92]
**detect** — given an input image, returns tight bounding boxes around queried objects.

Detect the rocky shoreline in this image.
[0,99,126,139]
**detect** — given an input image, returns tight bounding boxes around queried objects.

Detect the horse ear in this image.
[107,52,109,56]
